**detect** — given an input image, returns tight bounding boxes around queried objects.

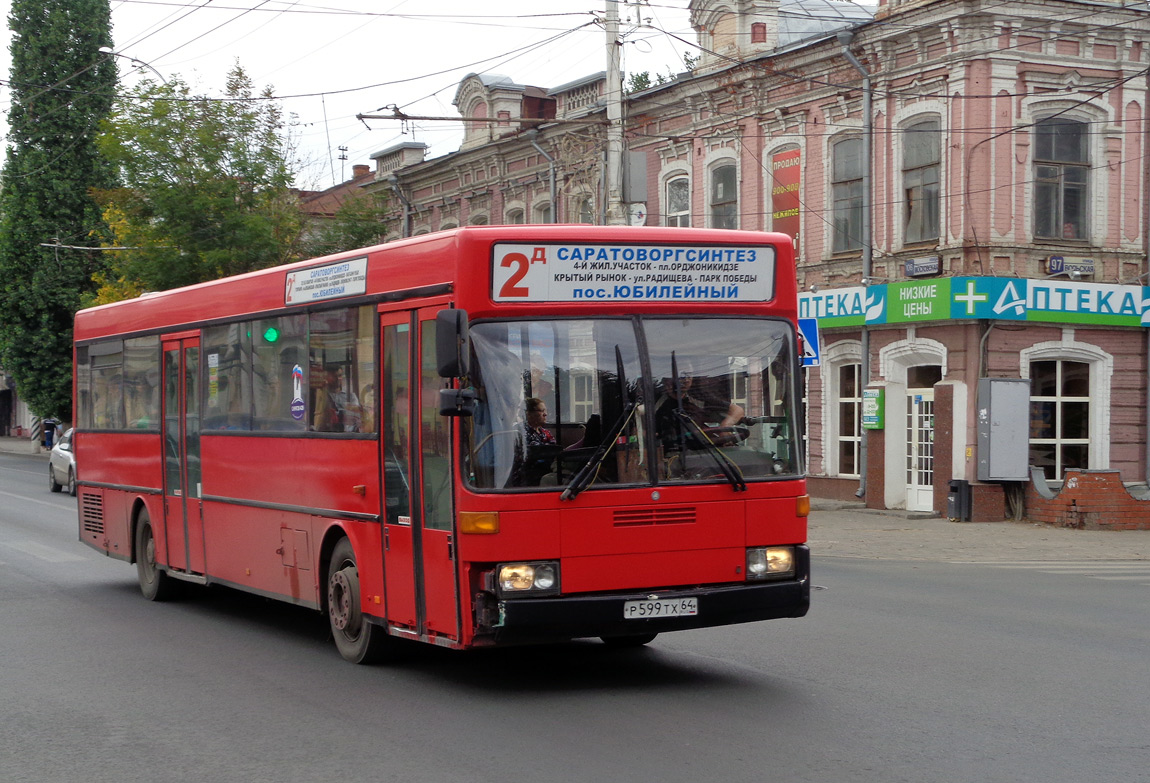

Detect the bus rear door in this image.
[161,335,205,575]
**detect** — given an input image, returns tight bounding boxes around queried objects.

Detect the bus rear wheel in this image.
[327,537,392,664]
[135,509,175,601]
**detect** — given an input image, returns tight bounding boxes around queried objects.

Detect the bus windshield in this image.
[464,317,801,492]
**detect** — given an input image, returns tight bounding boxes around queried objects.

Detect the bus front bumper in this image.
[490,546,810,644]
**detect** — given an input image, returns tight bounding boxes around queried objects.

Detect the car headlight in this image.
[496,561,560,596]
[746,546,796,580]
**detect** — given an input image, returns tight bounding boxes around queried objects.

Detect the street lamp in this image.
[98,47,167,84]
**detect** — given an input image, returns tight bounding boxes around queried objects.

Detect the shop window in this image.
[1034,118,1088,241]
[903,120,940,244]
[665,176,690,227]
[1029,359,1090,479]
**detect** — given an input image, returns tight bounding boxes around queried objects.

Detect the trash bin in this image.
[947,479,971,521]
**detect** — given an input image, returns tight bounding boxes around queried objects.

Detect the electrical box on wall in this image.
[977,378,1031,481]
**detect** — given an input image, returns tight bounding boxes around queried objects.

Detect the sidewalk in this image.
[810,499,1150,562]
[0,436,46,456]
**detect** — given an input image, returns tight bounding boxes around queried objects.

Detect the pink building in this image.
[365,0,1150,524]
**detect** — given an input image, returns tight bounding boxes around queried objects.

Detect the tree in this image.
[0,0,118,419]
[92,63,302,302]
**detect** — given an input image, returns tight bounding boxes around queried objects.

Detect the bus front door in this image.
[380,310,460,643]
[161,337,204,575]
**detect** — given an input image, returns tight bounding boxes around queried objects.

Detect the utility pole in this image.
[605,0,626,225]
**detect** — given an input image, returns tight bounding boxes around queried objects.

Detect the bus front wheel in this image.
[327,537,392,664]
[135,510,175,601]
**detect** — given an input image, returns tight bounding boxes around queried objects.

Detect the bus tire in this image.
[601,633,658,648]
[327,537,391,664]
[135,509,175,601]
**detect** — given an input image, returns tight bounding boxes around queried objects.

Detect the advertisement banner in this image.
[770,149,801,251]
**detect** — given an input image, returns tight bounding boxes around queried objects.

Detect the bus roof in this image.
[74,225,795,342]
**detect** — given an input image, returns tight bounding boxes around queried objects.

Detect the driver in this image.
[653,363,744,447]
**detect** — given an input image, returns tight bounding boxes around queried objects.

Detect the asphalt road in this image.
[2,450,1148,783]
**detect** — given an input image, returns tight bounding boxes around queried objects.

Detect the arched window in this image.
[470,214,489,226]
[832,137,863,252]
[505,209,524,225]
[574,196,594,224]
[1034,118,1088,240]
[534,203,552,224]
[665,176,690,227]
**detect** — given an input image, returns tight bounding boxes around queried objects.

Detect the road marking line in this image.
[0,488,74,511]
[1,539,86,563]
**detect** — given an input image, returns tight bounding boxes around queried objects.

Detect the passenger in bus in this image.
[314,366,362,432]
[525,398,555,446]
[522,397,557,485]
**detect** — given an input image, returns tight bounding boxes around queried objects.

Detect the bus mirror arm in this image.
[436,309,470,377]
[439,387,477,417]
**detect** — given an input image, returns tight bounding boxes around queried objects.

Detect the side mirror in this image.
[439,387,477,417]
[436,309,470,378]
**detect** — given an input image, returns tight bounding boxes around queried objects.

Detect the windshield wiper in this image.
[561,346,634,501]
[673,410,747,492]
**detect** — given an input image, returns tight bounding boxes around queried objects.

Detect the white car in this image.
[48,428,76,496]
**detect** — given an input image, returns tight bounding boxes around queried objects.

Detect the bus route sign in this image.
[491,242,776,303]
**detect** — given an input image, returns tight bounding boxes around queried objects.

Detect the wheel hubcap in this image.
[328,566,360,634]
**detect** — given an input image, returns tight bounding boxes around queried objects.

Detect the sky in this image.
[0,0,696,190]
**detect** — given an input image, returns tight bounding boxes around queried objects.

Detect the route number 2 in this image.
[499,252,530,298]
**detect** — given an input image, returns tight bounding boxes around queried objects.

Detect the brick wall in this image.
[1026,469,1150,530]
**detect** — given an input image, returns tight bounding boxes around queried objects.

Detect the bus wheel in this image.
[135,510,174,601]
[601,633,658,648]
[327,538,391,664]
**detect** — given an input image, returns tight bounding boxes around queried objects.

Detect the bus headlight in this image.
[496,561,560,596]
[746,547,795,581]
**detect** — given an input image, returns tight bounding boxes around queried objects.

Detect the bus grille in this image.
[80,492,105,535]
[613,506,696,527]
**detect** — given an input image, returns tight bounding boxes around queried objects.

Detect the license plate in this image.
[623,597,698,619]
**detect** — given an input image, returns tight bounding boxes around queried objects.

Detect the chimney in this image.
[352,164,370,180]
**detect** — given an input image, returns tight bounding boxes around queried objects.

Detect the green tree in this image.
[93,63,302,302]
[0,0,118,419]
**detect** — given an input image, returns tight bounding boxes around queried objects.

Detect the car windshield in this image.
[463,317,801,492]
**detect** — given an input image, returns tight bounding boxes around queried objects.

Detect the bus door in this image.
[380,308,460,642]
[161,336,205,574]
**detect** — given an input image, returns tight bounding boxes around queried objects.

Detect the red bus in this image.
[74,225,809,663]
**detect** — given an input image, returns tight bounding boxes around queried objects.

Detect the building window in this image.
[574,196,594,224]
[470,214,488,226]
[534,203,552,224]
[832,137,863,252]
[505,209,524,225]
[834,363,862,476]
[903,120,940,244]
[1034,118,1088,241]
[1029,359,1090,479]
[710,163,737,229]
[751,22,767,44]
[665,176,690,227]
